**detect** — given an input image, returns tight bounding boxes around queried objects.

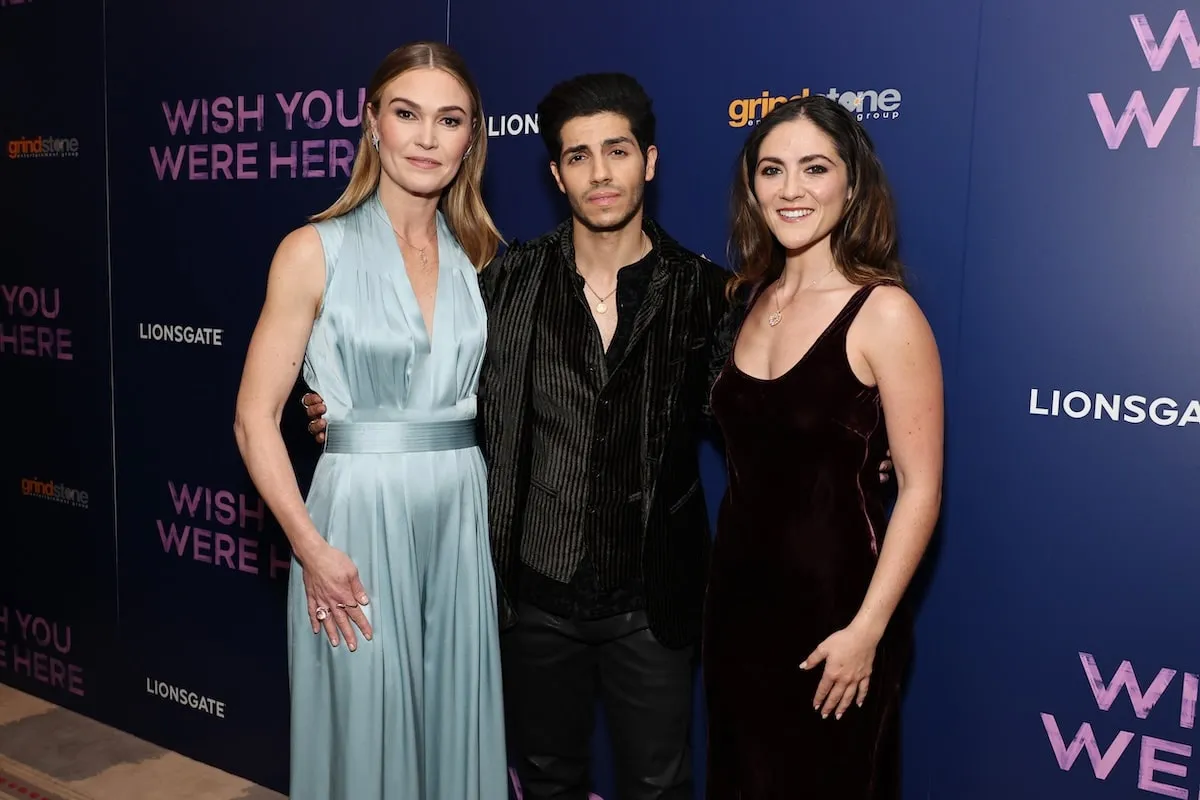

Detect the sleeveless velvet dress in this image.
[703,283,911,799]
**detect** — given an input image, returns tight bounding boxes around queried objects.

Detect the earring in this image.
[463,145,472,160]
[371,132,380,150]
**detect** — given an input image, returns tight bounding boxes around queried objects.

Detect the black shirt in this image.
[518,246,658,620]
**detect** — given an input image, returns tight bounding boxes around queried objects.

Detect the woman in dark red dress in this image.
[702,95,944,798]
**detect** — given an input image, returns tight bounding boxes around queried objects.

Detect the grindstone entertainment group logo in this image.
[20,477,89,510]
[728,87,902,128]
[7,135,80,160]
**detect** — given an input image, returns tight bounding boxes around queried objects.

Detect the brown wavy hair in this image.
[726,94,905,300]
[309,41,503,270]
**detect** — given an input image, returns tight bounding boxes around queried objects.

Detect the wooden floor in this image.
[0,685,283,800]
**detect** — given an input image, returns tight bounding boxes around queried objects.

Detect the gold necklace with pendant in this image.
[578,232,651,314]
[584,284,617,314]
[391,224,436,267]
[768,265,836,327]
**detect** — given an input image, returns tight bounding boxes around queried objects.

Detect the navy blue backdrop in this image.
[931,1,1200,796]
[2,0,1198,797]
[0,0,116,725]
[102,0,446,788]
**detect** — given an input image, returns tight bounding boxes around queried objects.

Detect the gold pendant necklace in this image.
[577,232,650,314]
[768,266,836,327]
[584,283,617,314]
[390,224,436,267]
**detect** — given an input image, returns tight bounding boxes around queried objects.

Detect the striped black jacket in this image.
[477,218,730,648]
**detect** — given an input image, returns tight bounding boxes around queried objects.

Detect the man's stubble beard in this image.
[570,182,647,234]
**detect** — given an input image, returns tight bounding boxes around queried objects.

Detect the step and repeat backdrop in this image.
[101,0,448,786]
[2,0,1197,796]
[0,0,116,730]
[931,1,1200,796]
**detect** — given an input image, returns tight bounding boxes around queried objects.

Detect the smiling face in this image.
[549,111,658,233]
[367,66,474,198]
[752,116,852,255]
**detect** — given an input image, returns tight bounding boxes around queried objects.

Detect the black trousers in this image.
[501,602,695,800]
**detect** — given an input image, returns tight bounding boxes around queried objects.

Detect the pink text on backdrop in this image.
[0,285,72,361]
[150,88,366,181]
[0,605,85,697]
[157,481,290,579]
[1042,651,1200,797]
[1089,9,1200,149]
[149,139,357,181]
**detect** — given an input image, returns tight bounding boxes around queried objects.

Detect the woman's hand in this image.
[800,622,880,720]
[302,543,372,651]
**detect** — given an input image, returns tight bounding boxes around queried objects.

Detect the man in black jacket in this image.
[475,73,727,800]
[304,72,724,799]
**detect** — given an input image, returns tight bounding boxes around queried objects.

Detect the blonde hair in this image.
[309,41,503,270]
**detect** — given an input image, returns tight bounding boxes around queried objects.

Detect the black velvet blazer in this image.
[477,218,730,649]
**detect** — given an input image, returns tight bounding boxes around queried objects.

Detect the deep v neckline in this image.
[373,195,446,351]
[731,284,871,383]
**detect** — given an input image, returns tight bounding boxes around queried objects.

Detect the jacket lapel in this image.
[481,219,703,610]
[638,225,696,525]
[485,252,549,465]
[479,231,557,624]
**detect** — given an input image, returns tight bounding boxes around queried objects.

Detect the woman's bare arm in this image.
[850,285,944,640]
[233,225,329,565]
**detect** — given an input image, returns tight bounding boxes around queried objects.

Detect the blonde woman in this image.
[233,42,506,800]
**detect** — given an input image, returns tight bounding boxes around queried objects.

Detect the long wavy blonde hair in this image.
[309,41,502,270]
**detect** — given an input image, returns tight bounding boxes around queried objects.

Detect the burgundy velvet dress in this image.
[703,283,911,799]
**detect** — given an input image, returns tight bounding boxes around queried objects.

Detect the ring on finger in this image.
[336,602,358,609]
[315,606,330,621]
